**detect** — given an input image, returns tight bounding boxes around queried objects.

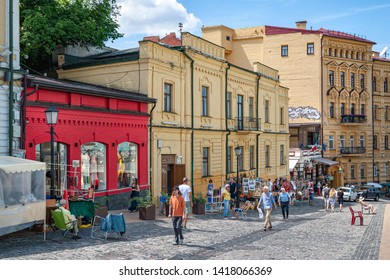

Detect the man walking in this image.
[258,186,277,231]
[178,177,193,229]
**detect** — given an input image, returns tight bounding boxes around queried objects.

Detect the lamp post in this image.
[234,145,242,185]
[45,106,59,197]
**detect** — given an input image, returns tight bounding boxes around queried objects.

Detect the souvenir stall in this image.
[0,156,46,237]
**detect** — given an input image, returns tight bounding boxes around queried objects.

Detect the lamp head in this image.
[45,106,59,126]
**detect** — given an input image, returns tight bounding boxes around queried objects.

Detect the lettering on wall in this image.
[289,107,321,120]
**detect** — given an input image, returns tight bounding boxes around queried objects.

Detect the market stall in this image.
[0,156,46,237]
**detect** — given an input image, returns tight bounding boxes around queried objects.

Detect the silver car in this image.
[337,187,358,201]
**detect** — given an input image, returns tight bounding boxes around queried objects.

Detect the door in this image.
[170,164,186,194]
[237,94,243,130]
[161,154,176,194]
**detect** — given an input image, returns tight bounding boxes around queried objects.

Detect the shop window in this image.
[117,142,138,188]
[81,142,106,191]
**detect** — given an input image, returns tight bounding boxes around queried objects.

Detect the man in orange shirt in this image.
[168,186,185,245]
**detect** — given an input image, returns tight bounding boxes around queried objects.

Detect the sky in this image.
[105,0,390,54]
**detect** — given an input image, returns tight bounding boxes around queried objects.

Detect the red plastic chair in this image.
[348,206,363,226]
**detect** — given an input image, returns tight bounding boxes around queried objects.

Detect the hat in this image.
[59,199,67,205]
[225,184,230,188]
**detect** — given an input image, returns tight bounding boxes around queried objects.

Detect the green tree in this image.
[20,0,123,71]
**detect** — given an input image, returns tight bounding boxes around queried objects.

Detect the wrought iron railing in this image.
[340,146,366,154]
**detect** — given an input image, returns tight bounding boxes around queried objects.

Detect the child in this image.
[168,186,185,245]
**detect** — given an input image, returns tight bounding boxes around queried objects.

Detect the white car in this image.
[337,187,358,202]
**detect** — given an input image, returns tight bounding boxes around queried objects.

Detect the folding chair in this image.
[91,213,126,239]
[50,209,77,239]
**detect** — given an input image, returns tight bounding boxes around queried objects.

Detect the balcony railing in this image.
[340,114,366,123]
[340,146,366,154]
[235,117,261,131]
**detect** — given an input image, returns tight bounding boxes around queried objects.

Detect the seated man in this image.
[358,197,376,214]
[56,199,81,239]
[232,201,254,219]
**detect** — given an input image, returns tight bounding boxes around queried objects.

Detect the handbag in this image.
[257,207,264,219]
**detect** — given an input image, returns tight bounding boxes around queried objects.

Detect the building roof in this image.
[143,32,182,47]
[264,25,375,44]
[27,75,156,104]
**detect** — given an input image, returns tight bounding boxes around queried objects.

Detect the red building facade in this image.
[23,75,155,209]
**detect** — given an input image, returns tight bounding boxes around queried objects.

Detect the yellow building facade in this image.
[58,32,289,198]
[203,21,390,186]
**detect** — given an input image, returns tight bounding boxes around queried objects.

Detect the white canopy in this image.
[0,156,46,173]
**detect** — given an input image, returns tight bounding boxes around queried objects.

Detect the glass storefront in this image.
[118,142,138,188]
[81,142,106,191]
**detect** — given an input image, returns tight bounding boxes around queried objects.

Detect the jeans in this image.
[172,216,183,242]
[223,200,230,217]
[281,201,289,218]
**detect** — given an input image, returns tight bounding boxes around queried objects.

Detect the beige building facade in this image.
[58,32,289,198]
[203,22,390,186]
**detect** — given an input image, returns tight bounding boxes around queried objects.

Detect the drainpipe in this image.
[225,63,231,180]
[372,64,375,182]
[8,0,14,155]
[181,47,194,193]
[149,102,156,195]
[320,35,324,159]
[256,74,261,178]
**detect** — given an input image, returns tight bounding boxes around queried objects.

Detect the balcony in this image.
[340,114,366,124]
[235,117,261,131]
[340,146,366,154]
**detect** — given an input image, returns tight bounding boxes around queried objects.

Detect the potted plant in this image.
[130,189,156,220]
[192,192,206,214]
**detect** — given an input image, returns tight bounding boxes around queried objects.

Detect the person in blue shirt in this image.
[258,186,277,231]
[278,188,291,219]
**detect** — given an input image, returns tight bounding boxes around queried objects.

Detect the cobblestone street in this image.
[0,197,389,260]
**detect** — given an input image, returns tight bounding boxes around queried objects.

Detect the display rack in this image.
[205,189,223,213]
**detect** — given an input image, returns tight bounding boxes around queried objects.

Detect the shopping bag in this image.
[257,207,264,219]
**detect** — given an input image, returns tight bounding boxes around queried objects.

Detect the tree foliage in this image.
[20,0,123,69]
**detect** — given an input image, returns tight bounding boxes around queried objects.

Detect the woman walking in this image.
[258,186,277,231]
[329,187,337,212]
[337,188,344,212]
[168,186,185,245]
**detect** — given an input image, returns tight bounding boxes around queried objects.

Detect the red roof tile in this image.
[143,32,181,47]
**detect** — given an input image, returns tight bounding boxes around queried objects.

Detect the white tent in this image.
[0,156,46,237]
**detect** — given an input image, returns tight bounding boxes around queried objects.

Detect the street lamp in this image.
[45,106,59,197]
[234,145,242,185]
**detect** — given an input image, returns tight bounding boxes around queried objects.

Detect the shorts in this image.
[184,201,191,215]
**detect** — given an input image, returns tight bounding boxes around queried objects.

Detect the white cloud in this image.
[116,0,202,38]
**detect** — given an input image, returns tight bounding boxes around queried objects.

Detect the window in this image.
[202,86,208,116]
[374,164,378,177]
[360,104,365,116]
[340,103,345,116]
[281,45,288,57]
[307,43,314,55]
[350,135,354,148]
[163,83,172,112]
[373,135,378,150]
[373,77,377,92]
[360,163,365,179]
[117,142,137,188]
[250,145,255,169]
[238,146,244,171]
[237,95,244,130]
[280,107,284,124]
[360,74,365,89]
[265,100,270,123]
[350,73,355,88]
[265,145,270,167]
[340,72,345,87]
[340,135,345,148]
[329,70,334,86]
[385,78,389,93]
[227,147,232,173]
[385,135,389,150]
[249,97,254,119]
[351,165,356,179]
[373,105,378,120]
[202,147,209,176]
[360,135,365,148]
[385,106,389,121]
[81,142,106,190]
[350,103,355,115]
[280,145,285,165]
[226,36,231,41]
[329,102,334,118]
[329,135,334,149]
[226,92,232,119]
[386,162,389,176]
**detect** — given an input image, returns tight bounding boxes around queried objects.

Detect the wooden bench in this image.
[348,206,363,226]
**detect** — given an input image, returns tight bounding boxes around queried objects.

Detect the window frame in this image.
[281,45,288,57]
[202,86,209,117]
[202,147,210,177]
[307,43,314,55]
[163,82,173,112]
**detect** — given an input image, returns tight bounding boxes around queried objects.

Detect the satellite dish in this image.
[379,46,388,57]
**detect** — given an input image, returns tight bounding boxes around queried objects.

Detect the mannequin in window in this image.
[90,155,98,190]
[118,151,126,187]
[128,178,140,212]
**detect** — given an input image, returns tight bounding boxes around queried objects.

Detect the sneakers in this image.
[72,235,81,240]
[172,241,179,245]
[179,239,184,245]
[223,217,228,220]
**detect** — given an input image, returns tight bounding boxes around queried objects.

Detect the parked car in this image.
[336,187,358,202]
[355,186,380,201]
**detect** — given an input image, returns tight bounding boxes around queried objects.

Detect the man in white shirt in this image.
[178,177,193,229]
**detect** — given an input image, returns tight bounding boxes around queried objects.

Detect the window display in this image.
[81,142,106,191]
[118,142,138,188]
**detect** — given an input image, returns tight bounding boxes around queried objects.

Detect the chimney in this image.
[295,21,307,30]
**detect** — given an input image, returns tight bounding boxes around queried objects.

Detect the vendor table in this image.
[69,200,95,222]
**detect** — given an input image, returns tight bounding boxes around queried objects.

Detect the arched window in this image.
[117,142,138,188]
[373,77,377,92]
[81,142,106,190]
[385,78,388,93]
